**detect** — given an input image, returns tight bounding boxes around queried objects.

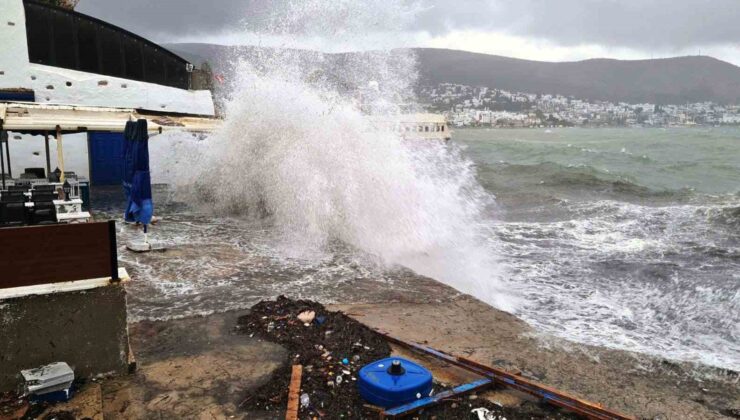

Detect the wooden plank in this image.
[285,365,303,420]
[0,222,114,289]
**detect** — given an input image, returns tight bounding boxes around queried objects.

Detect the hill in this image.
[165,44,740,105]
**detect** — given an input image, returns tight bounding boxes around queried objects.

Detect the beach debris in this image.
[358,357,433,408]
[20,362,74,402]
[341,358,349,365]
[237,297,580,419]
[297,310,316,324]
[472,407,506,420]
[376,328,636,420]
[300,393,310,408]
[0,392,28,419]
[236,297,391,417]
[285,365,303,420]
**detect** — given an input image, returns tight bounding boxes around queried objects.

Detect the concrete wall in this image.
[0,0,216,116]
[0,284,131,392]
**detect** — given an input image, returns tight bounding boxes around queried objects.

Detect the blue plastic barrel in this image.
[357,357,433,408]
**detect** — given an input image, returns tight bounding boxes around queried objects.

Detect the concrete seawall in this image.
[0,284,131,392]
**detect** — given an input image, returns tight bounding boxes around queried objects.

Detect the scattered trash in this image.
[236,297,583,420]
[297,310,316,324]
[0,392,28,419]
[236,297,391,417]
[357,357,433,408]
[472,407,507,420]
[41,410,77,420]
[21,362,74,402]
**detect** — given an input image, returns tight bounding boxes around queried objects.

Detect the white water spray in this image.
[154,0,515,311]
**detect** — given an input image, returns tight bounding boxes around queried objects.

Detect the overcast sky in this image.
[77,0,740,66]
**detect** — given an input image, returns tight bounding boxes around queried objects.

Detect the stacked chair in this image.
[29,189,58,225]
[0,184,60,227]
[0,189,28,227]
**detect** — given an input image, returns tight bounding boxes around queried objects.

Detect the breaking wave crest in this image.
[152,0,513,310]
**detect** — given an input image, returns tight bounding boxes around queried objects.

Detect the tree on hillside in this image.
[38,0,79,10]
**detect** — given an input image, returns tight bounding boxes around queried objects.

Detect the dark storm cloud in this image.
[78,0,740,49]
[76,0,276,40]
[414,0,740,49]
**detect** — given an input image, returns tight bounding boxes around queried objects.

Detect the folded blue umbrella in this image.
[123,119,153,227]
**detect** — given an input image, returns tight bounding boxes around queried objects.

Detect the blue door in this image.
[88,132,124,185]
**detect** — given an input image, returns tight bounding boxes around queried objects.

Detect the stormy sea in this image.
[85,0,739,374]
[98,126,739,375]
[458,127,739,372]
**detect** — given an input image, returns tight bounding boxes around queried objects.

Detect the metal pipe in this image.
[4,133,11,179]
[374,329,635,420]
[383,378,492,418]
[56,126,65,183]
[0,131,5,190]
[44,131,51,180]
[108,220,119,282]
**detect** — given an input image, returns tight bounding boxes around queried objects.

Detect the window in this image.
[25,3,51,65]
[166,58,188,89]
[77,18,99,73]
[123,36,143,81]
[100,27,124,78]
[51,11,76,69]
[144,47,166,85]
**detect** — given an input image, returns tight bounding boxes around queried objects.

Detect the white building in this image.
[0,0,215,116]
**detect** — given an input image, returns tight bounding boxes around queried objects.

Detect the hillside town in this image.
[419,83,740,127]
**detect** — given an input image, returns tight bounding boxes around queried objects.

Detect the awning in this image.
[0,102,221,134]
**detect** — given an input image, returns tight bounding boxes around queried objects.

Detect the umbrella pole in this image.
[44,131,51,180]
[4,134,11,179]
[0,131,6,190]
[56,126,65,183]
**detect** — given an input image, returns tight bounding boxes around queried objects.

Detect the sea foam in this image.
[151,0,514,311]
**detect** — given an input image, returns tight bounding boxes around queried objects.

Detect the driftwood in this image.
[285,365,303,420]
